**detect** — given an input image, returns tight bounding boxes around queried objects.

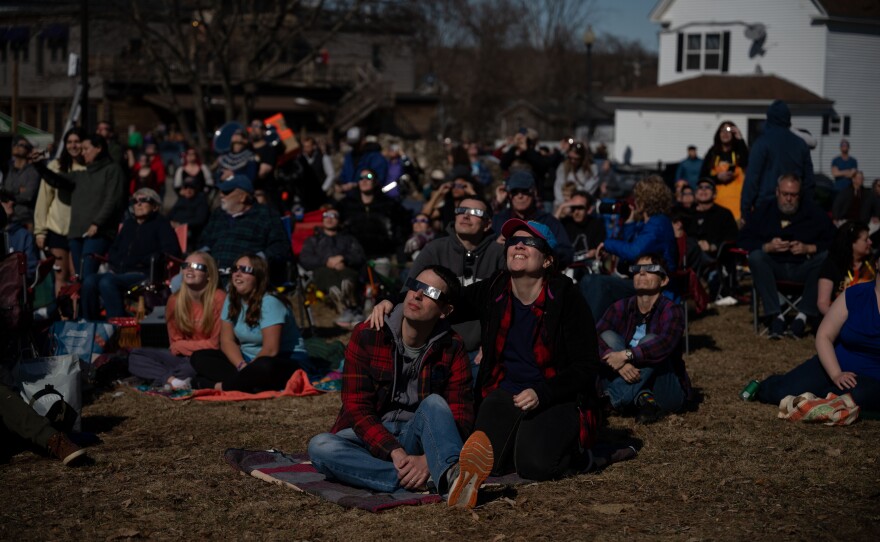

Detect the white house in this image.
[607,0,880,182]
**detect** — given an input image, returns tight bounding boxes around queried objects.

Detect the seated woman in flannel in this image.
[127,252,225,390]
[190,253,308,393]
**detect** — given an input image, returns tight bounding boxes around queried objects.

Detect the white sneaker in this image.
[715,295,738,307]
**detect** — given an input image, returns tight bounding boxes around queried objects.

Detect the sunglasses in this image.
[323,211,340,219]
[569,205,587,211]
[505,235,550,253]
[405,277,446,302]
[454,207,486,218]
[231,139,246,145]
[232,265,255,275]
[629,264,667,277]
[359,173,374,180]
[130,197,154,205]
[508,188,532,197]
[180,262,207,272]
[412,217,430,224]
[453,182,469,190]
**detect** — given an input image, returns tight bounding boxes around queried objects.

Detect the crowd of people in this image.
[1,99,877,507]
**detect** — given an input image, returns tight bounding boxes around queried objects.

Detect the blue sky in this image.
[592,0,661,52]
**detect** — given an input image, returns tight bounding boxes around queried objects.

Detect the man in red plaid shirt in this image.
[308,265,474,494]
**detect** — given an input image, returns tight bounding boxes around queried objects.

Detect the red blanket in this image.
[175,369,321,401]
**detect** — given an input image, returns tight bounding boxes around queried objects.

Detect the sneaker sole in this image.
[63,448,88,466]
[448,431,493,509]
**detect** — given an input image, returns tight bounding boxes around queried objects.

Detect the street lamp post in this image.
[582,25,596,141]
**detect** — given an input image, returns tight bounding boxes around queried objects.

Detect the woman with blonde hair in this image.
[128,252,226,389]
[553,141,597,206]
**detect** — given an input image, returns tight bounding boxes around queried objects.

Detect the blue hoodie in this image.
[741,100,815,217]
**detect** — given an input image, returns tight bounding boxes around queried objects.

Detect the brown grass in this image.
[2,303,879,541]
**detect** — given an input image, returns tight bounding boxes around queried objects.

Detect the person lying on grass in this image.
[308,265,474,496]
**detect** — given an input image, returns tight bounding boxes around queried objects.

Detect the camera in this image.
[597,200,631,221]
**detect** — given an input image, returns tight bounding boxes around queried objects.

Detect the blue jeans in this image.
[599,330,686,413]
[69,236,112,281]
[81,272,146,320]
[758,355,880,411]
[308,394,463,494]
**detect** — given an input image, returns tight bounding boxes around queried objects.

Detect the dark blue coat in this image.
[109,212,182,274]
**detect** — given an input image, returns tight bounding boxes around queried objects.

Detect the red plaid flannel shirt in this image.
[329,320,474,460]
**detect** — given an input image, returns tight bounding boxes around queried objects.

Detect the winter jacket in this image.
[337,193,411,259]
[739,199,834,265]
[108,212,182,274]
[339,142,389,189]
[298,228,366,271]
[742,100,815,216]
[604,214,678,271]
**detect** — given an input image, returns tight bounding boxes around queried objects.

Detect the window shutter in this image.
[821,115,829,135]
[676,33,683,72]
[721,31,730,73]
[843,116,850,136]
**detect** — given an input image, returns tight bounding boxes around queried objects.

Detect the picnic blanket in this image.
[176,369,322,402]
[223,448,528,512]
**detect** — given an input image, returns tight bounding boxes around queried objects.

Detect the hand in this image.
[717,171,734,183]
[731,125,742,139]
[326,255,345,269]
[35,235,46,250]
[221,169,234,180]
[619,363,641,384]
[368,300,394,329]
[698,240,711,252]
[832,372,858,390]
[513,388,539,411]
[789,241,811,256]
[494,185,508,204]
[595,242,605,259]
[391,450,430,490]
[84,224,98,238]
[437,182,452,195]
[473,347,483,366]
[603,350,628,371]
[514,132,527,151]
[765,237,790,253]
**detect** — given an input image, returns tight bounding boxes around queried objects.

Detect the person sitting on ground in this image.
[739,173,833,339]
[337,129,388,198]
[80,188,181,320]
[596,254,692,424]
[298,203,366,328]
[34,128,86,294]
[197,175,291,273]
[214,130,257,184]
[1,190,39,280]
[817,222,874,316]
[492,170,574,267]
[127,252,226,390]
[555,190,606,279]
[422,168,480,231]
[553,141,597,206]
[190,254,307,393]
[754,252,880,413]
[369,219,602,506]
[308,265,473,496]
[408,196,506,356]
[173,147,213,192]
[580,175,678,321]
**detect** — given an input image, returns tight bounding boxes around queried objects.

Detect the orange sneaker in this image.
[447,431,493,509]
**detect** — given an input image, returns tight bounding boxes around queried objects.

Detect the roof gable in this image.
[608,74,833,105]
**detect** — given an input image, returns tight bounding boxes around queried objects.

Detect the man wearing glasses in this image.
[308,265,474,496]
[492,170,573,267]
[739,174,833,339]
[409,196,505,353]
[595,254,691,424]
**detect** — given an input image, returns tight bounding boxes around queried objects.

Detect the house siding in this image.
[821,25,880,181]
[656,0,826,96]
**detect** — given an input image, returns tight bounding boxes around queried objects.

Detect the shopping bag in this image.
[14,354,82,432]
[50,321,118,383]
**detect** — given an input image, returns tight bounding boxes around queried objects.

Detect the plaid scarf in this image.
[484,280,556,399]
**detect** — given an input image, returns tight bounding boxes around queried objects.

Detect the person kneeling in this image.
[596,254,693,424]
[190,253,307,393]
[308,266,473,495]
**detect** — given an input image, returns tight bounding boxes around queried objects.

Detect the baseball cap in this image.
[219,174,254,195]
[506,170,536,191]
[501,218,558,252]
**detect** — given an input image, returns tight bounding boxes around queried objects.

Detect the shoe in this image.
[448,431,493,509]
[768,317,786,340]
[47,432,88,466]
[635,392,665,425]
[327,286,345,314]
[788,318,806,339]
[714,295,738,307]
[169,377,192,391]
[340,279,357,307]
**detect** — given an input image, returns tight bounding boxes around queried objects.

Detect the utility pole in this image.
[80,0,89,132]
